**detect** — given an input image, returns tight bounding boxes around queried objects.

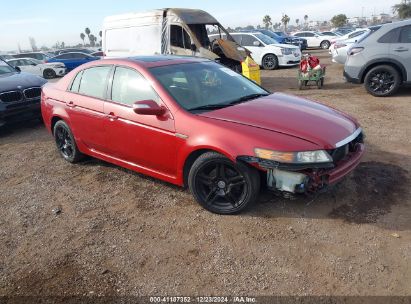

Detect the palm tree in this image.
[281,14,290,32]
[304,15,309,28]
[392,1,411,19]
[262,15,272,29]
[99,30,103,47]
[80,33,85,46]
[295,18,300,28]
[85,27,91,45]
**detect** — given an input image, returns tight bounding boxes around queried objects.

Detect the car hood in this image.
[198,93,358,149]
[0,72,47,92]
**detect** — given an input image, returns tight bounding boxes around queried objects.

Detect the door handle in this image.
[106,112,118,120]
[394,47,409,52]
[66,101,75,107]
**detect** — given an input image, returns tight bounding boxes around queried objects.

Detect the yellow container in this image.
[242,56,261,85]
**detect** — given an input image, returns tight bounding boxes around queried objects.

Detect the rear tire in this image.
[53,120,83,163]
[188,152,260,214]
[364,65,401,97]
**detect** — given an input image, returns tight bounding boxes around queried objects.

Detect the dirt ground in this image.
[0,50,411,298]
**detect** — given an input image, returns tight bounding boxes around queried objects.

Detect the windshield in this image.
[0,60,16,74]
[255,33,277,45]
[150,61,268,112]
[31,58,43,64]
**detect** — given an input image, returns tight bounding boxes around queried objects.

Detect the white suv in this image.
[292,31,335,49]
[209,32,301,70]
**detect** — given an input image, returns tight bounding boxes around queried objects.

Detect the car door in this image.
[389,25,411,81]
[24,59,43,76]
[66,65,112,152]
[170,24,194,56]
[240,34,264,62]
[103,66,177,177]
[304,33,318,47]
[54,54,74,70]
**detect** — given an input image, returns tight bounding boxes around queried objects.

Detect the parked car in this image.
[209,32,301,70]
[330,30,370,64]
[7,58,66,79]
[321,31,341,37]
[57,48,94,55]
[335,27,356,35]
[13,52,53,62]
[91,51,104,57]
[41,56,365,214]
[0,59,47,127]
[102,8,257,78]
[257,30,308,50]
[46,52,99,71]
[344,20,411,97]
[0,54,15,61]
[292,31,335,49]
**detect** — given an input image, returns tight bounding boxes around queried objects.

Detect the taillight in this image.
[348,47,364,56]
[335,43,347,49]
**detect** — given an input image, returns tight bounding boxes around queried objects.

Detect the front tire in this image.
[262,54,279,70]
[320,40,330,49]
[188,152,260,214]
[53,120,83,163]
[364,65,401,97]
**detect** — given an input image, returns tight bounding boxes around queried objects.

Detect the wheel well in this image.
[320,40,330,45]
[51,116,63,132]
[263,53,278,60]
[361,62,404,83]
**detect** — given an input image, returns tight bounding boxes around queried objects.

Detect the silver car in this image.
[344,20,411,97]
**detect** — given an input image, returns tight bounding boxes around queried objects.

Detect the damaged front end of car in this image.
[238,129,365,197]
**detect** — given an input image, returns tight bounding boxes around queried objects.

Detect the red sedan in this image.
[41,56,365,214]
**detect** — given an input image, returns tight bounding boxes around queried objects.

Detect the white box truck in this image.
[102,8,259,78]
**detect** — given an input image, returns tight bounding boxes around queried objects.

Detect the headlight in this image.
[254,148,333,164]
[280,48,293,55]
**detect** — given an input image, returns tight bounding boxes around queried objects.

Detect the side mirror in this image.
[253,41,261,47]
[133,100,166,116]
[31,63,37,66]
[315,35,319,38]
[15,66,21,72]
[190,43,197,52]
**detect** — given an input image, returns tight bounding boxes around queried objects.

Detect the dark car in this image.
[46,52,99,71]
[0,60,47,127]
[273,31,308,50]
[57,48,94,55]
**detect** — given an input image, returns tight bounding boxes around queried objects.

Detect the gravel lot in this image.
[1,50,410,297]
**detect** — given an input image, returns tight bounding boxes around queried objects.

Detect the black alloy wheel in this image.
[43,69,56,79]
[53,120,83,163]
[188,152,260,214]
[364,65,401,97]
[262,54,279,70]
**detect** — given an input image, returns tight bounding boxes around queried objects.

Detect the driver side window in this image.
[241,35,258,46]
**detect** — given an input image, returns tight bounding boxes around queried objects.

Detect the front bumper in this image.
[0,98,41,126]
[54,68,66,76]
[278,53,301,66]
[239,143,365,194]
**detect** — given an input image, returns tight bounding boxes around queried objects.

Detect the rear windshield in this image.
[357,26,382,43]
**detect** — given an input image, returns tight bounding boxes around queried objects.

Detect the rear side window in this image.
[70,71,83,92]
[399,26,411,43]
[111,67,160,105]
[378,28,400,43]
[78,66,111,99]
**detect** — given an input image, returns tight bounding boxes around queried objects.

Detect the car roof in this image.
[87,56,210,68]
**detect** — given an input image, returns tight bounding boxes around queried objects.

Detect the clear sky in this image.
[0,0,400,51]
